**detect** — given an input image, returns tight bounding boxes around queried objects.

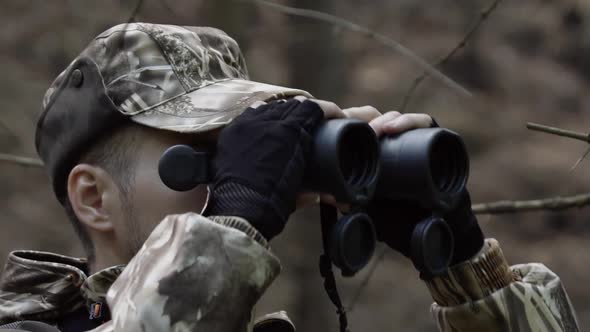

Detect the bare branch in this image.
[0,120,16,138]
[527,122,590,143]
[400,0,502,112]
[472,192,590,214]
[127,0,145,23]
[0,120,10,132]
[158,0,181,19]
[0,153,43,168]
[347,246,387,312]
[570,146,590,171]
[239,0,470,99]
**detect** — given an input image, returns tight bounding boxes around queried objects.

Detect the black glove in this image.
[443,189,484,265]
[204,99,324,240]
[368,189,484,266]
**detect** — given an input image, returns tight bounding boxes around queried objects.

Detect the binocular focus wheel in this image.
[328,212,376,276]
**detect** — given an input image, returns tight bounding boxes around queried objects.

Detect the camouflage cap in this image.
[36,23,311,202]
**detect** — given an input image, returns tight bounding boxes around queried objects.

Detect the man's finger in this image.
[342,106,382,122]
[382,113,433,135]
[368,111,402,137]
[294,96,346,119]
[312,99,346,119]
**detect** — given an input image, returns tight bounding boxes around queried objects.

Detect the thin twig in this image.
[400,0,502,112]
[0,120,10,132]
[158,0,181,19]
[127,0,144,23]
[239,0,470,99]
[527,122,590,143]
[0,153,43,168]
[0,120,16,138]
[472,192,590,214]
[347,246,387,312]
[570,146,590,171]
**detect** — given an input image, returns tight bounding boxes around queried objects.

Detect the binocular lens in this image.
[338,126,379,190]
[329,212,376,275]
[411,216,453,276]
[429,134,468,195]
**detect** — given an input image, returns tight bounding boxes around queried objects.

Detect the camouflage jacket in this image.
[0,213,580,331]
[427,239,580,331]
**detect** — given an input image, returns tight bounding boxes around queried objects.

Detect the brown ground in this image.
[2,0,590,330]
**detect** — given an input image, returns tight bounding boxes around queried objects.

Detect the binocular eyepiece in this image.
[305,119,468,209]
[158,118,469,276]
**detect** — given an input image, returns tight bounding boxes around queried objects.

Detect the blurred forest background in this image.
[3,0,590,330]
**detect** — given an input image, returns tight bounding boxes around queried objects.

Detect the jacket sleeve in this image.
[89,213,281,332]
[425,239,580,332]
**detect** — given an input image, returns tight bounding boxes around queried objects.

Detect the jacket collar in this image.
[0,250,123,324]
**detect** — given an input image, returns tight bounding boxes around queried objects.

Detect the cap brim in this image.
[130,79,312,133]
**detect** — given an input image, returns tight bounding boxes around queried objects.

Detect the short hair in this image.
[62,122,141,263]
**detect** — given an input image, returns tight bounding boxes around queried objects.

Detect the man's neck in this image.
[89,252,128,275]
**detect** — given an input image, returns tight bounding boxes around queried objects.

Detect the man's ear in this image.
[67,164,117,233]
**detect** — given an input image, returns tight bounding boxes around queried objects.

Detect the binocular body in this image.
[303,119,468,275]
[158,118,469,276]
[305,119,468,210]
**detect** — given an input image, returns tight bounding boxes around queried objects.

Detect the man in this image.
[0,23,580,332]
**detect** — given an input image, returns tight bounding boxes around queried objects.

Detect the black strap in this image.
[319,203,349,332]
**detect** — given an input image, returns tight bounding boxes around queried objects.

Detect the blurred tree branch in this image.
[472,193,590,214]
[400,0,502,112]
[0,120,10,133]
[158,0,180,18]
[0,120,16,139]
[0,153,43,168]
[527,122,590,143]
[527,122,590,170]
[473,122,590,214]
[127,0,144,23]
[239,0,470,98]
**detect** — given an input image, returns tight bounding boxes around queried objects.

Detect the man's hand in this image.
[343,107,433,136]
[204,98,345,241]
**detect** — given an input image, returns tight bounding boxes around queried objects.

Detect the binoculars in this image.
[158,118,469,276]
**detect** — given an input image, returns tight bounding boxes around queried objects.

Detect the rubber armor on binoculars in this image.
[158,118,469,276]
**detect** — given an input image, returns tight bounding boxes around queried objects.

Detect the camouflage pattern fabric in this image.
[42,23,312,135]
[80,265,125,311]
[0,250,119,325]
[0,221,581,331]
[88,213,281,332]
[429,239,580,332]
[0,215,291,332]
